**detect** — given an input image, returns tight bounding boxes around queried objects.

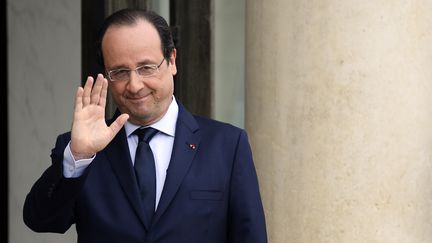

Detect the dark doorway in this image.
[81,0,106,81]
[81,0,211,117]
[170,0,211,117]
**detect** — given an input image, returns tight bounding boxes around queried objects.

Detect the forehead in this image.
[101,20,163,66]
[103,20,161,46]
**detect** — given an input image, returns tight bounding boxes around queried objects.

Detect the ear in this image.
[169,48,177,75]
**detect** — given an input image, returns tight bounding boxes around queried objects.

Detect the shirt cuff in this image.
[63,141,95,178]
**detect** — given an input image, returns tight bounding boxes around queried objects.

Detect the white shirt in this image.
[63,97,179,209]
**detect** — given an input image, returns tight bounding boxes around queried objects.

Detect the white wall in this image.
[8,0,80,242]
[213,0,245,128]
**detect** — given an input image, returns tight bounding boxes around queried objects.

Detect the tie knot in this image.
[133,127,159,143]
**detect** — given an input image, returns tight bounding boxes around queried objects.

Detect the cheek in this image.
[109,83,124,93]
[149,77,173,94]
[108,84,125,100]
[159,80,174,97]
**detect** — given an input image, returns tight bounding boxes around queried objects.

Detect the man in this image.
[23,9,267,243]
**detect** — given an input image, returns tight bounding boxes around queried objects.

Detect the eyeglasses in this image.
[106,58,165,82]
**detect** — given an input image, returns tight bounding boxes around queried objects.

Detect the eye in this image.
[111,69,130,79]
[142,65,157,71]
[137,65,157,75]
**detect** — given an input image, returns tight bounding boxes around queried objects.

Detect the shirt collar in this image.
[124,96,179,137]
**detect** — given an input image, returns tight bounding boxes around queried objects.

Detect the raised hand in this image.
[70,74,129,159]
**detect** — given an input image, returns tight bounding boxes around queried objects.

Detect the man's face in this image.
[102,20,177,126]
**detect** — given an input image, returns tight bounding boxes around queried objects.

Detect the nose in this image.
[126,70,144,93]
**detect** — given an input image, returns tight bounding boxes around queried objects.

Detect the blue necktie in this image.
[133,127,159,226]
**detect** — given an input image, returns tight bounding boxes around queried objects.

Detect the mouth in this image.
[127,93,152,103]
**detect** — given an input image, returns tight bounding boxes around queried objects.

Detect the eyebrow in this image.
[136,59,161,66]
[107,59,160,70]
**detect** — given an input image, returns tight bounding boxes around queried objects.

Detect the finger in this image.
[91,74,104,105]
[99,77,108,108]
[82,76,94,106]
[109,114,130,136]
[74,86,84,112]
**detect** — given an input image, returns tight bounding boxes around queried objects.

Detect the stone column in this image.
[246,1,432,242]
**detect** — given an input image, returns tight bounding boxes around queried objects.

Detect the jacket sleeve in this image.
[228,130,268,243]
[23,133,87,233]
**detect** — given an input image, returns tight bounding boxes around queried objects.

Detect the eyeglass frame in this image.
[106,58,166,82]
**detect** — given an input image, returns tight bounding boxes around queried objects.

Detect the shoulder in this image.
[192,114,249,145]
[177,102,246,138]
[194,114,242,133]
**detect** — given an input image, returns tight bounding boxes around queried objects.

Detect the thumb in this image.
[109,113,130,136]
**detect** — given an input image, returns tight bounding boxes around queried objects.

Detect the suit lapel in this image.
[152,103,200,224]
[104,128,149,229]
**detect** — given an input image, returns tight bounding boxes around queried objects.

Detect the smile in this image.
[127,93,152,103]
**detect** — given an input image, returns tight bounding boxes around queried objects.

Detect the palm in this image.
[70,74,129,159]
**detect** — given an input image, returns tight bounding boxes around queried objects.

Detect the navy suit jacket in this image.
[24,103,267,243]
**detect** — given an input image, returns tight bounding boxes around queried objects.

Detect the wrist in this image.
[70,143,95,160]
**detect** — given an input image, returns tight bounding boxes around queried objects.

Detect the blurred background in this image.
[7,0,432,242]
